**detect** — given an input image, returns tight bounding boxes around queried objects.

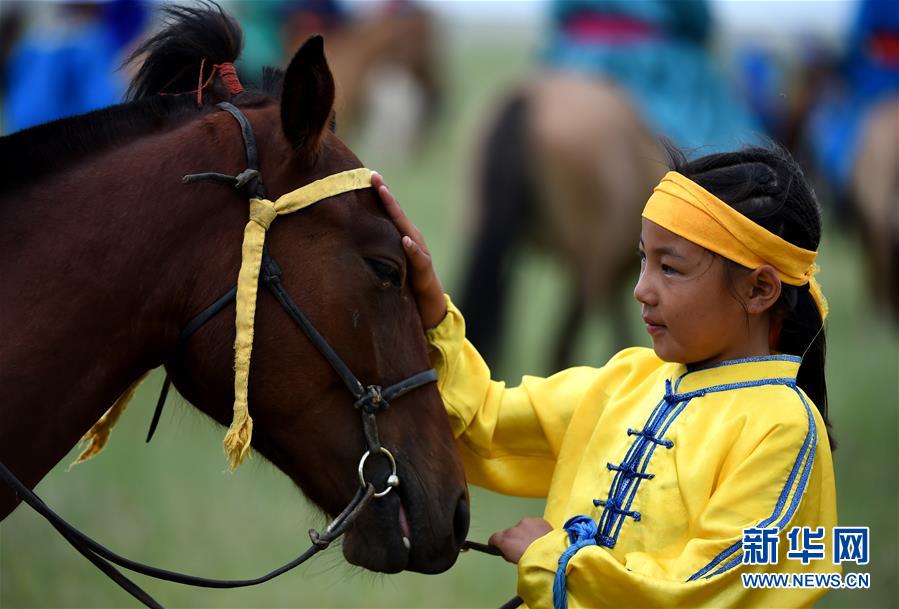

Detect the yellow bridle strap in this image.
[642,171,828,320]
[224,167,373,470]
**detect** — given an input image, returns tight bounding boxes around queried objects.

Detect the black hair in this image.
[665,142,835,450]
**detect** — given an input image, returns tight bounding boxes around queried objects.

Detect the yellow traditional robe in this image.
[426,297,838,609]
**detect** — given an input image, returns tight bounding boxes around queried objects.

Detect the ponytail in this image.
[780,285,829,432]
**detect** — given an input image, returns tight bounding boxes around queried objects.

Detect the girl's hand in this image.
[373,172,447,330]
[488,517,553,564]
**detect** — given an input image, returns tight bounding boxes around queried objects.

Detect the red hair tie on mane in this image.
[194,58,245,107]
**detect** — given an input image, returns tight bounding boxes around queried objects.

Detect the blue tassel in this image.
[553,515,598,609]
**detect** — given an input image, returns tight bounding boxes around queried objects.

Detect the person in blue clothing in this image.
[800,0,899,316]
[802,0,899,198]
[2,0,148,133]
[233,0,348,82]
[541,0,760,153]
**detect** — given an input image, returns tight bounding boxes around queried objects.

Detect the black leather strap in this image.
[146,286,237,443]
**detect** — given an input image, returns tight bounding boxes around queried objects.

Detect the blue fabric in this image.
[554,515,599,609]
[4,21,124,132]
[687,353,801,371]
[541,0,762,155]
[805,90,869,191]
[804,0,899,191]
[101,0,150,53]
[846,0,899,102]
[547,0,711,43]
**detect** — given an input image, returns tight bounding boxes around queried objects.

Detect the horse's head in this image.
[149,9,467,574]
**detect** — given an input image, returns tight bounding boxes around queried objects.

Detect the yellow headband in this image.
[225,167,373,470]
[642,171,828,320]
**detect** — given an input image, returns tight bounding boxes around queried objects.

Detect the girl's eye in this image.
[661,264,677,275]
[365,258,402,289]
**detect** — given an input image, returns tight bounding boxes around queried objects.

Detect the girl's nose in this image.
[633,269,656,306]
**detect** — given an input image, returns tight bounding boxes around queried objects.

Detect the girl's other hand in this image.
[372,172,447,330]
[488,517,553,564]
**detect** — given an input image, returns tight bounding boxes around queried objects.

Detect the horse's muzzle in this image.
[341,482,469,574]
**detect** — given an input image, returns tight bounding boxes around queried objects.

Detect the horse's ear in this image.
[280,35,335,151]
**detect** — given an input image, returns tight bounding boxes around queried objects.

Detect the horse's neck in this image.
[0,118,245,504]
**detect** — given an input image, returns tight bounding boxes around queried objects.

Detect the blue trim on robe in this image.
[612,396,695,541]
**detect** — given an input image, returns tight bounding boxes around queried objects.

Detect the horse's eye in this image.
[365,258,402,289]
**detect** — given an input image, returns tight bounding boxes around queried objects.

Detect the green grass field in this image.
[2,28,897,609]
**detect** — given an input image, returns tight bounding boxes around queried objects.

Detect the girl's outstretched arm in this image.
[372,172,447,330]
[373,173,602,497]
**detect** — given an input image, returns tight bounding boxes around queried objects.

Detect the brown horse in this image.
[0,3,467,583]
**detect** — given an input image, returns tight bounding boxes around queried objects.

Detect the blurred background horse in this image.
[235,0,442,159]
[459,0,760,369]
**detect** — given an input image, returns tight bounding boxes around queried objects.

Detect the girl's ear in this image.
[745,265,782,315]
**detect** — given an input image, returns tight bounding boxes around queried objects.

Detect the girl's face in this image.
[634,219,757,367]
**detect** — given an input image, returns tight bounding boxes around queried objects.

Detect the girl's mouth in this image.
[646,324,665,336]
[643,317,666,336]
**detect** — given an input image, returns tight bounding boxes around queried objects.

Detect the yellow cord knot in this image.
[249,198,277,230]
[223,410,254,471]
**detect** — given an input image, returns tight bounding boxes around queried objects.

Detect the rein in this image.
[0,102,439,608]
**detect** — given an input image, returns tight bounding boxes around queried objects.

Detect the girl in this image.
[372,145,838,608]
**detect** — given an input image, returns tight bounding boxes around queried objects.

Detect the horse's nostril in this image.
[452,493,470,549]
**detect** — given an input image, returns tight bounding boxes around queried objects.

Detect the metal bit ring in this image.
[357,447,399,498]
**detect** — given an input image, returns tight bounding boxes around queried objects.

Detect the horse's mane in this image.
[0,2,282,192]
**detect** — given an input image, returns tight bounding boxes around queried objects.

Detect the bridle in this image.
[164,101,440,483]
[0,102,442,608]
